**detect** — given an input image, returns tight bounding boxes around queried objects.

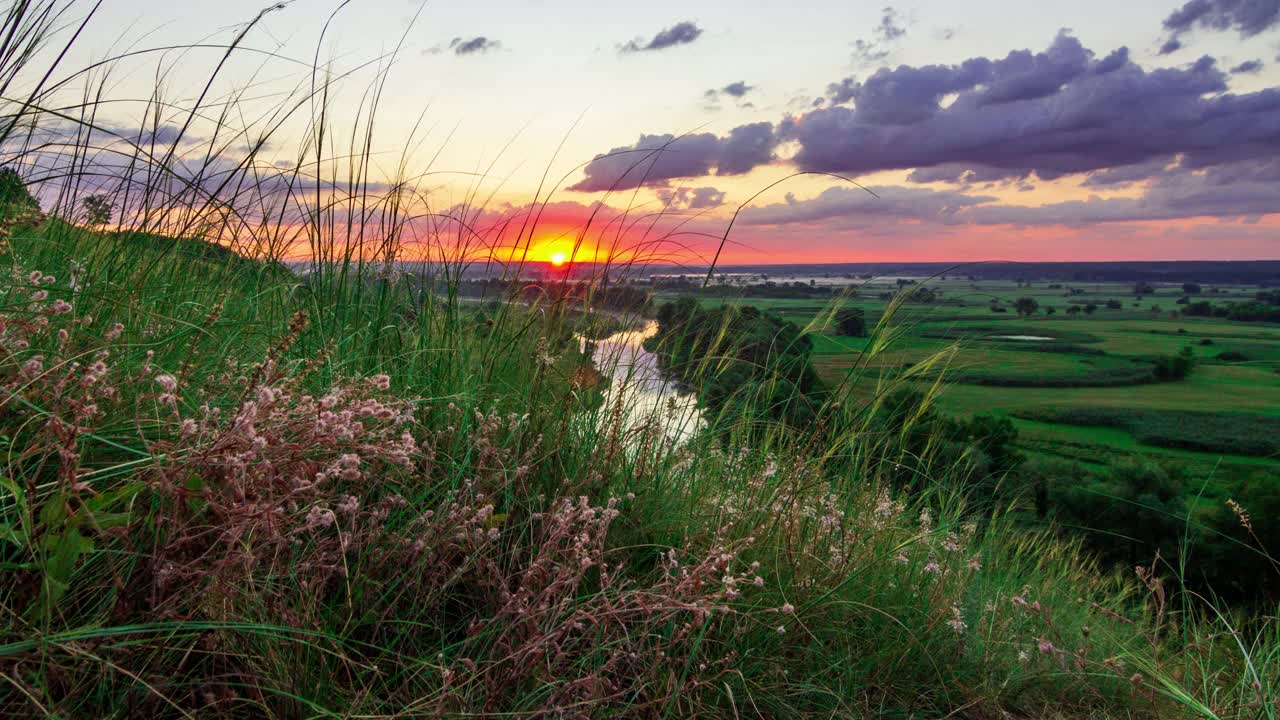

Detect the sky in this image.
[44,0,1280,264]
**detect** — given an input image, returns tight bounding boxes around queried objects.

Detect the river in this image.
[584,321,704,446]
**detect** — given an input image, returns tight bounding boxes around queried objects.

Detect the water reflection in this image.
[585,321,704,446]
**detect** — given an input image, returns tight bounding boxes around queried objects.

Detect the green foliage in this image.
[834,307,867,336]
[1014,296,1039,317]
[79,194,112,226]
[1151,346,1195,381]
[650,298,826,428]
[1014,407,1280,457]
[1052,460,1189,566]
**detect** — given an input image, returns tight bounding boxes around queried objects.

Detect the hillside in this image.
[0,190,1274,718]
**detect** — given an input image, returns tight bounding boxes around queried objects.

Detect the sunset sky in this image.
[57,1,1280,264]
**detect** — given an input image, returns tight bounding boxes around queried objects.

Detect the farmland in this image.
[655,275,1280,481]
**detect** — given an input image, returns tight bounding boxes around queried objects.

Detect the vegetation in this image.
[1013,407,1280,457]
[648,297,826,428]
[0,4,1276,718]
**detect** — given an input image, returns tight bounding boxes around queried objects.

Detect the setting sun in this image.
[549,252,567,267]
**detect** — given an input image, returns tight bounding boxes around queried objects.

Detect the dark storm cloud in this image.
[567,123,776,192]
[449,36,500,55]
[1231,59,1265,73]
[619,21,703,53]
[1160,0,1280,53]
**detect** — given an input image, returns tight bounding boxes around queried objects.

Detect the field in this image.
[4,2,1279,714]
[658,276,1280,483]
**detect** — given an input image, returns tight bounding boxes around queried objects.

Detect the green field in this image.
[661,277,1280,480]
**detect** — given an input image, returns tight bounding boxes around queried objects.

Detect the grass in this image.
[0,3,1276,717]
[1013,408,1280,458]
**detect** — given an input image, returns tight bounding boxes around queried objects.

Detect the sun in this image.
[549,252,567,267]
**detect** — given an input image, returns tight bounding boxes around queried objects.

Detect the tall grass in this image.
[0,2,1275,717]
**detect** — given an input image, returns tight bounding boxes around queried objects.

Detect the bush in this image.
[834,307,867,336]
[1151,347,1195,381]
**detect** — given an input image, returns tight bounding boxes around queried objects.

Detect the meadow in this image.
[1,2,1278,717]
[662,275,1280,482]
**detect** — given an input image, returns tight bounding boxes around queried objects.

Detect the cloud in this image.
[1231,59,1265,73]
[740,185,995,227]
[619,21,703,53]
[824,31,1093,118]
[783,35,1280,184]
[965,167,1280,225]
[574,30,1280,225]
[717,122,777,174]
[1081,157,1177,187]
[742,158,1280,230]
[449,36,500,55]
[657,186,726,210]
[849,6,910,68]
[703,81,755,108]
[1160,0,1280,53]
[568,123,776,192]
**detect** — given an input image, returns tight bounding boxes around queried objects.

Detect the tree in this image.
[1182,282,1201,294]
[1013,296,1039,317]
[834,308,867,337]
[1045,306,1057,315]
[1054,460,1189,566]
[1105,299,1122,310]
[81,193,113,227]
[1134,281,1155,295]
[1066,305,1082,316]
[1084,303,1098,315]
[1152,346,1195,381]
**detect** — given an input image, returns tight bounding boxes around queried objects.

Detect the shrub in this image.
[834,307,867,336]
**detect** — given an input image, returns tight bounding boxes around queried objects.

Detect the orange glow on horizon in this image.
[549,252,567,267]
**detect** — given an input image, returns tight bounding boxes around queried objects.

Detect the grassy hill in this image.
[0,193,1275,718]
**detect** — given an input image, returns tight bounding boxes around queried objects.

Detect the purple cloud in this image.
[657,186,727,210]
[740,185,995,227]
[572,31,1280,211]
[849,7,910,68]
[568,123,776,192]
[620,21,703,53]
[784,37,1277,183]
[1231,59,1265,73]
[1160,0,1280,53]
[743,159,1280,229]
[449,36,500,55]
[703,81,756,107]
